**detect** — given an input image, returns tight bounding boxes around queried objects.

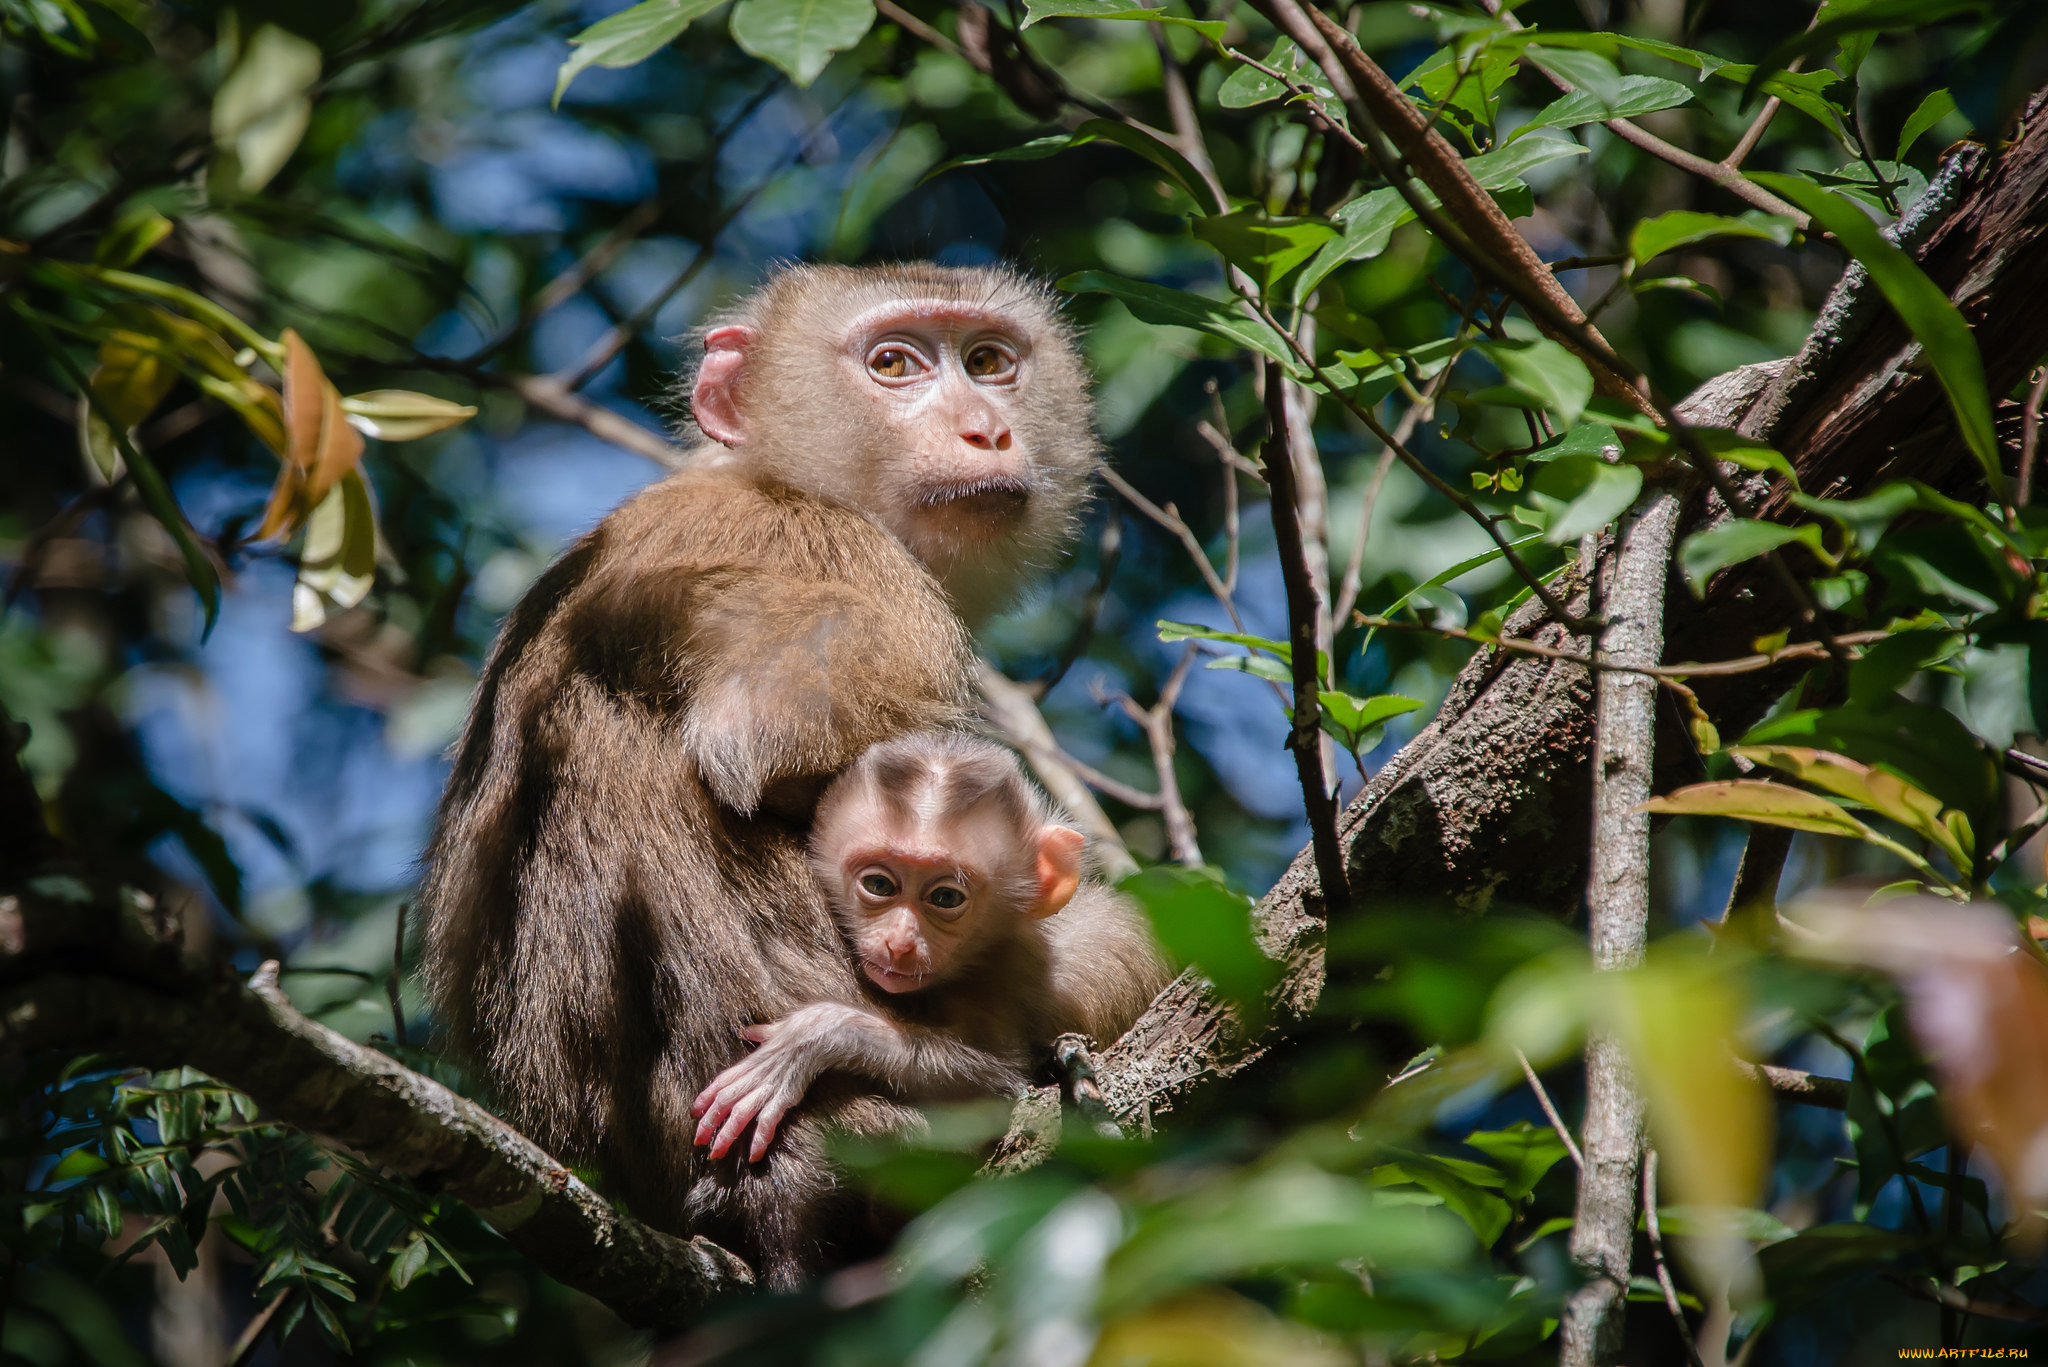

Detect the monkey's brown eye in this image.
[964,344,1016,380]
[926,885,966,911]
[867,347,924,381]
[859,871,899,898]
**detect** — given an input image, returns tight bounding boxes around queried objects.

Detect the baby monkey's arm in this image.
[689,1003,1025,1162]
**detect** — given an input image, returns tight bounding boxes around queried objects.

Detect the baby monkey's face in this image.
[814,794,1084,995]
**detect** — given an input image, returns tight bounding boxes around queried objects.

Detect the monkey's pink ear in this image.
[692,325,756,447]
[1029,826,1086,918]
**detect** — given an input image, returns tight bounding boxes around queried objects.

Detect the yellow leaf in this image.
[1640,780,1871,839]
[340,389,478,441]
[1729,744,1967,866]
[211,25,320,192]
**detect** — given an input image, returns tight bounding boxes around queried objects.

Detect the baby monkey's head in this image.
[809,732,1084,995]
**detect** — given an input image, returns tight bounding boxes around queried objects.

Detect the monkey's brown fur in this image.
[419,263,1099,1287]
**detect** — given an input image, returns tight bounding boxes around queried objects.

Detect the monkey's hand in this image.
[689,1003,886,1162]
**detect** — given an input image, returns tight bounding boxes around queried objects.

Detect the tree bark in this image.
[1560,482,1681,1366]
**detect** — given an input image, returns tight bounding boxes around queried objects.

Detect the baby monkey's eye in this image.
[867,347,924,381]
[963,344,1016,380]
[859,871,899,898]
[925,885,967,911]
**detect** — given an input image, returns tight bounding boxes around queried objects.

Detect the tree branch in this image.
[0,879,753,1326]
[1562,479,1680,1367]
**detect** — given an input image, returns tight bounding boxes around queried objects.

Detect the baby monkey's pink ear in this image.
[1029,826,1087,918]
[691,326,757,447]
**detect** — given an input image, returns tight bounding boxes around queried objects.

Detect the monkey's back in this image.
[419,463,973,1264]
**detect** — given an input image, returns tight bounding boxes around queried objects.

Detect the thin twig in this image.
[2018,366,2048,507]
[1034,510,1122,696]
[874,0,967,63]
[1239,290,1594,632]
[1515,1048,1582,1169]
[1100,463,1245,632]
[1643,1150,1709,1367]
[227,1289,294,1367]
[977,663,1140,879]
[1352,615,1888,679]
[1262,359,1349,911]
[1104,645,1204,867]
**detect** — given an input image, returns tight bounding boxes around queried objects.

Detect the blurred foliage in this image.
[4,0,2048,1361]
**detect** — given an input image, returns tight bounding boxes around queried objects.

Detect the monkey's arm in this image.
[1041,884,1174,1046]
[689,1003,1025,1162]
[671,570,971,814]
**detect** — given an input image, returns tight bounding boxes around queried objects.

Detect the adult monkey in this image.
[419,263,1099,1286]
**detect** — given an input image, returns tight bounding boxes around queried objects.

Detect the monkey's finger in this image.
[747,1096,795,1162]
[709,1090,768,1161]
[739,1023,772,1043]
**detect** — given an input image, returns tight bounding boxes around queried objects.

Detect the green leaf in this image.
[937,120,1221,214]
[390,1232,431,1289]
[1119,867,1278,1028]
[1061,271,1302,375]
[48,1148,110,1182]
[1640,780,1873,839]
[1712,64,1846,133]
[1741,695,1997,840]
[1462,1122,1570,1201]
[1676,520,1827,597]
[1527,454,1640,545]
[553,0,725,106]
[1318,691,1422,752]
[1218,36,1334,109]
[1291,139,1585,305]
[1191,211,1337,292]
[1513,74,1692,137]
[1520,30,1732,82]
[730,0,875,87]
[1367,534,1549,631]
[1020,0,1224,44]
[1372,1157,1514,1247]
[93,207,174,269]
[1527,421,1622,463]
[1158,619,1290,660]
[1752,173,2003,499]
[1524,44,1625,113]
[1476,337,1593,425]
[1628,209,1797,266]
[1896,88,1958,161]
[1754,0,1990,86]
[1208,653,1293,685]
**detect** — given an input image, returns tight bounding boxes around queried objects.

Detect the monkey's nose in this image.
[959,420,1012,452]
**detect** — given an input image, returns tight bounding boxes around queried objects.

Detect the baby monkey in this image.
[691,733,1168,1162]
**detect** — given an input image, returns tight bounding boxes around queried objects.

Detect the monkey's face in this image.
[833,849,990,994]
[688,265,1100,619]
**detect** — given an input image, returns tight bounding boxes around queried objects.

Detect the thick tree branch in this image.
[1091,94,2048,1132]
[0,880,752,1325]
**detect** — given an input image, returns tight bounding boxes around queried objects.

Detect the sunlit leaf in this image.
[1639,780,1872,839]
[291,469,379,633]
[1062,272,1302,375]
[554,0,726,106]
[92,207,174,268]
[1020,0,1224,43]
[1462,1123,1569,1201]
[1513,74,1693,137]
[1728,744,1967,867]
[1191,211,1337,292]
[1527,454,1641,545]
[340,390,478,441]
[1217,36,1334,109]
[1676,519,1827,596]
[1476,337,1593,425]
[1751,173,2003,499]
[1317,691,1422,754]
[1628,209,1797,266]
[730,0,874,87]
